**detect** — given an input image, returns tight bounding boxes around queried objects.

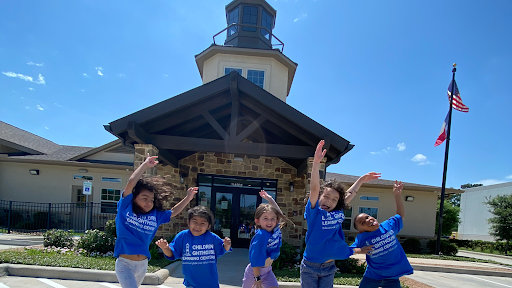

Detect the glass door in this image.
[214,192,233,240]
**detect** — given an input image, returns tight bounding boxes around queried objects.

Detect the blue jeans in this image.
[359,276,401,288]
[115,257,148,288]
[300,259,337,288]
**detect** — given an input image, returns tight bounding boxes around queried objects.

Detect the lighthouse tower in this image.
[195,0,297,102]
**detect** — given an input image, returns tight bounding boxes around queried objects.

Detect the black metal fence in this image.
[0,200,116,233]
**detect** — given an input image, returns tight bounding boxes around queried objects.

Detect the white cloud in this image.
[81,89,85,92]
[478,179,506,186]
[35,74,45,84]
[27,61,44,67]
[397,143,406,151]
[44,127,49,130]
[20,97,25,99]
[54,103,63,108]
[28,87,35,91]
[83,73,90,78]
[411,153,432,165]
[25,106,30,109]
[95,67,104,76]
[163,74,169,77]
[2,71,45,85]
[294,13,307,22]
[36,105,44,111]
[118,73,125,77]
[506,174,512,180]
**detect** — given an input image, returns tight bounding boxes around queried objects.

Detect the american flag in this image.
[447,80,469,112]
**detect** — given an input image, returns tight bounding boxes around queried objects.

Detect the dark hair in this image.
[353,213,363,230]
[187,206,214,230]
[132,176,174,214]
[304,179,347,211]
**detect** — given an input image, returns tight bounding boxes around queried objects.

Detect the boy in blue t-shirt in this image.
[350,180,413,288]
[156,206,232,288]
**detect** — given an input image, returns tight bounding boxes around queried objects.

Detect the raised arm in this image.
[156,239,174,258]
[259,190,283,214]
[310,140,327,209]
[393,180,405,218]
[345,172,381,204]
[123,153,158,197]
[170,187,198,217]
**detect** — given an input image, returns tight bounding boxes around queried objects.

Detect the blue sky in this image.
[1,0,511,189]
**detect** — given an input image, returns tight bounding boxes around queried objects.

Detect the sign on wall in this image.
[83,181,92,195]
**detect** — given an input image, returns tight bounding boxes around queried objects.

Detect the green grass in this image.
[274,268,409,287]
[0,249,174,273]
[459,247,512,257]
[406,253,512,267]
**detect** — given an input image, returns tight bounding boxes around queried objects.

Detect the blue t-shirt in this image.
[350,214,413,280]
[114,193,173,260]
[303,199,353,263]
[167,230,232,288]
[249,227,282,267]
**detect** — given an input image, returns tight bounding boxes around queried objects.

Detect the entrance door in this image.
[71,185,93,232]
[213,187,261,247]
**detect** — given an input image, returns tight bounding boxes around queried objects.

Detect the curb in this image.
[411,264,512,277]
[277,282,357,288]
[0,261,181,285]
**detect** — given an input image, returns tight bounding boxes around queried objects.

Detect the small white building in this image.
[458,182,512,241]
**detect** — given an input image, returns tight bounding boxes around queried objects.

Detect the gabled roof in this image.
[0,121,61,154]
[326,172,462,194]
[104,72,354,172]
[8,145,95,161]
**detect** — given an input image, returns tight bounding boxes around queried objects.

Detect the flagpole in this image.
[436,63,457,255]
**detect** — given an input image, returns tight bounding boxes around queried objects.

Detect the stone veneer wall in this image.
[133,144,327,247]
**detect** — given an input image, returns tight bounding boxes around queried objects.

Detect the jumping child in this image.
[156,205,232,288]
[301,140,378,288]
[114,153,197,288]
[242,190,286,288]
[350,181,413,288]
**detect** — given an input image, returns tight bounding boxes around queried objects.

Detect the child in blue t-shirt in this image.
[301,140,378,288]
[350,181,413,288]
[156,206,232,288]
[114,153,197,288]
[242,190,286,288]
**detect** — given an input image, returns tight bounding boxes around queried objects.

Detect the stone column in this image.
[134,144,159,176]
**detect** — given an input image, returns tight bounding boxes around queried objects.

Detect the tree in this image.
[436,199,460,236]
[448,194,461,207]
[485,194,512,255]
[461,183,483,189]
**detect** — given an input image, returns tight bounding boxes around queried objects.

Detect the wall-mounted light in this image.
[78,169,88,173]
[289,182,294,193]
[405,196,414,202]
[29,169,39,175]
[180,173,186,184]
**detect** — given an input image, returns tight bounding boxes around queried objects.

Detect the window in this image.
[342,207,352,230]
[360,196,379,201]
[224,67,243,76]
[359,207,378,219]
[102,177,122,183]
[261,9,272,39]
[74,174,93,181]
[198,186,212,208]
[247,69,264,88]
[242,6,258,31]
[227,8,239,36]
[101,188,121,213]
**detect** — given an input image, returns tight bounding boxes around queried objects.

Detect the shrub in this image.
[43,229,74,249]
[105,220,116,238]
[336,258,366,275]
[272,242,299,270]
[77,229,115,255]
[427,239,458,256]
[401,238,422,254]
[33,212,49,230]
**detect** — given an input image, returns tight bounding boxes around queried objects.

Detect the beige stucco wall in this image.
[202,53,289,102]
[0,161,130,204]
[344,187,438,238]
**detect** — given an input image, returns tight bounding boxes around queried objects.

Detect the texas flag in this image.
[435,111,450,147]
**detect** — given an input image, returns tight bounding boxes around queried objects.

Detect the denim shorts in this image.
[115,257,148,288]
[359,276,401,288]
[300,258,337,288]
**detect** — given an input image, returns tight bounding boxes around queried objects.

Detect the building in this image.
[458,181,512,241]
[0,0,459,247]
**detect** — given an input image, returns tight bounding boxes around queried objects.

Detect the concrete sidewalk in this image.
[457,250,512,266]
